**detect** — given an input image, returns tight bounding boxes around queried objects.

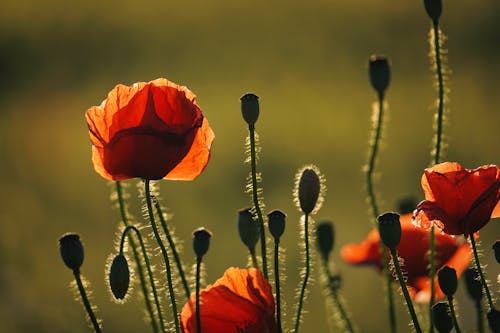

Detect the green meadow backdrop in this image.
[0,0,499,332]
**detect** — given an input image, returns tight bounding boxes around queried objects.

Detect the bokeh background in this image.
[1,0,499,332]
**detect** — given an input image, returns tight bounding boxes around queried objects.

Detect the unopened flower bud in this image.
[377,212,402,250]
[193,227,212,259]
[267,210,286,241]
[493,240,500,264]
[316,221,335,262]
[369,55,391,97]
[59,233,84,271]
[487,308,499,333]
[240,93,260,127]
[238,208,259,252]
[464,268,483,301]
[109,254,130,300]
[396,196,418,215]
[438,266,457,297]
[424,0,442,23]
[295,165,323,215]
[432,302,453,333]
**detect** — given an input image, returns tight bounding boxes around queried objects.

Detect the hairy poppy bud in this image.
[238,208,259,252]
[423,0,442,23]
[59,233,84,271]
[295,165,323,215]
[193,227,212,259]
[377,212,402,250]
[437,265,457,297]
[267,209,286,241]
[432,302,453,333]
[464,268,483,301]
[369,55,391,97]
[487,308,499,333]
[316,221,335,262]
[396,196,418,215]
[109,254,130,300]
[493,240,500,264]
[240,93,260,127]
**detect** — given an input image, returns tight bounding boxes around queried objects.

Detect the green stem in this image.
[250,248,258,268]
[389,249,423,333]
[119,226,166,333]
[73,270,102,333]
[144,180,180,333]
[446,297,461,333]
[294,214,310,333]
[274,241,283,333]
[248,125,268,279]
[195,257,202,333]
[115,181,159,333]
[429,225,436,332]
[365,93,397,333]
[469,234,494,310]
[475,300,484,333]
[154,200,191,299]
[432,22,444,166]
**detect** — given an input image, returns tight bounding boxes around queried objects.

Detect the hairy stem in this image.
[294,214,310,333]
[73,270,102,333]
[469,234,494,310]
[274,241,283,333]
[195,257,202,333]
[446,297,461,333]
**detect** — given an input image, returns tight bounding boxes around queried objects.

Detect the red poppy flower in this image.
[180,267,277,333]
[413,162,500,235]
[86,78,215,181]
[341,214,472,303]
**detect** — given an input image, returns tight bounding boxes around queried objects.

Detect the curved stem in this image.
[469,234,494,310]
[195,257,202,333]
[115,181,158,333]
[144,180,180,333]
[274,241,283,333]
[294,214,310,333]
[432,22,445,166]
[119,226,167,333]
[73,270,102,333]
[446,297,461,333]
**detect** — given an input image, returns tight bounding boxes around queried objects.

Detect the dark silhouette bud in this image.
[487,308,500,333]
[493,240,500,264]
[369,55,391,97]
[438,266,457,297]
[109,254,130,300]
[240,93,260,126]
[238,208,259,252]
[464,268,483,301]
[193,227,212,259]
[316,221,335,262]
[424,0,442,23]
[396,196,418,215]
[377,212,402,250]
[295,166,323,215]
[59,233,84,271]
[432,302,453,333]
[267,210,286,241]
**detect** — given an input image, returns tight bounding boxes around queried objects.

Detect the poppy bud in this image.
[396,196,418,215]
[369,55,391,97]
[423,0,442,23]
[464,268,483,301]
[193,227,212,259]
[267,209,286,241]
[238,208,260,252]
[316,221,335,262]
[493,240,500,264]
[59,233,84,271]
[240,93,260,127]
[377,212,402,250]
[437,265,457,297]
[109,254,130,300]
[487,308,499,333]
[295,166,322,215]
[432,302,453,333]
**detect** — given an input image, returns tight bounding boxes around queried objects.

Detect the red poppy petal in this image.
[91,146,117,180]
[421,162,463,201]
[464,179,500,234]
[492,201,500,218]
[340,229,382,268]
[413,200,453,232]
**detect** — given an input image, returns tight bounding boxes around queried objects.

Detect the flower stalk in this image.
[294,213,310,333]
[73,270,102,333]
[469,234,494,310]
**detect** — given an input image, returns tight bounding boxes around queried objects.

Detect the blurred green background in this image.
[1,0,499,332]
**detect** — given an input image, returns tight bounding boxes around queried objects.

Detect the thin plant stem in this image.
[365,93,397,333]
[195,257,202,333]
[475,300,484,333]
[294,213,310,333]
[446,297,461,333]
[429,225,436,332]
[469,234,494,310]
[115,181,159,333]
[144,180,180,333]
[154,200,191,299]
[73,270,102,333]
[389,249,423,333]
[248,124,268,279]
[250,249,259,268]
[274,241,283,333]
[119,226,166,333]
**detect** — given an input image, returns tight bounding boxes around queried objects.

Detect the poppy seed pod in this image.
[487,309,499,333]
[369,55,391,97]
[238,208,260,252]
[437,265,457,297]
[377,212,402,250]
[193,227,212,259]
[432,302,453,333]
[493,240,500,264]
[316,221,335,262]
[240,93,260,127]
[295,166,322,215]
[109,254,130,300]
[424,0,442,23]
[267,210,286,241]
[464,268,483,301]
[59,233,84,271]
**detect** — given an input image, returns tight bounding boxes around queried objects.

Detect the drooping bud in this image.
[423,0,442,24]
[369,55,391,97]
[294,165,324,215]
[493,240,500,264]
[432,302,453,333]
[59,233,84,271]
[437,265,457,297]
[377,212,402,250]
[464,268,483,301]
[316,221,335,262]
[487,308,499,333]
[193,227,212,259]
[267,209,286,241]
[109,254,130,300]
[396,196,418,215]
[240,93,260,127]
[238,208,259,252]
